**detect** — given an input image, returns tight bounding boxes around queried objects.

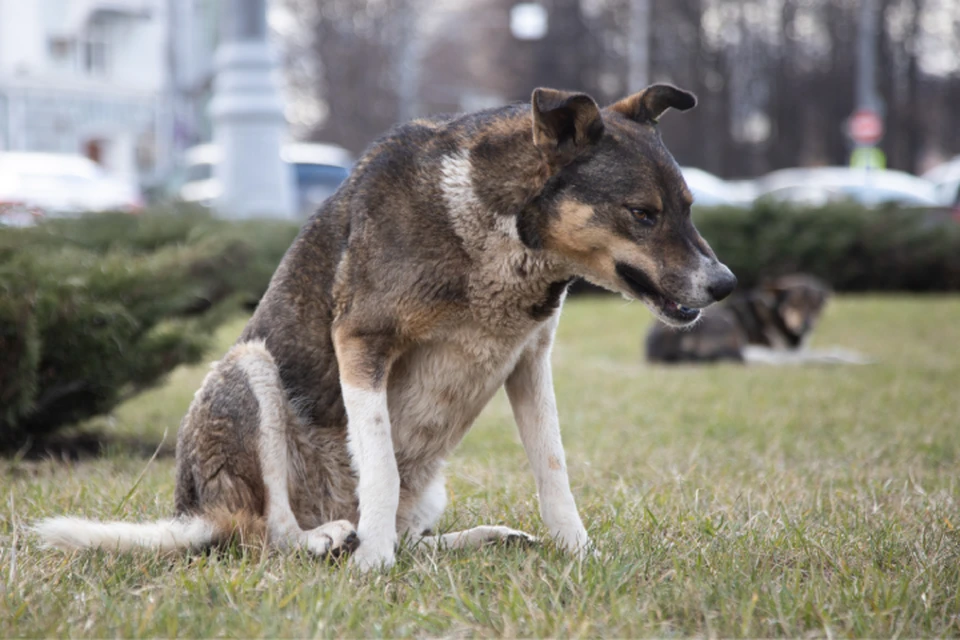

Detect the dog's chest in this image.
[387,189,567,465]
[386,320,538,464]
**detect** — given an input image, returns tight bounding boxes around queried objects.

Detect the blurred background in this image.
[1,0,959,220]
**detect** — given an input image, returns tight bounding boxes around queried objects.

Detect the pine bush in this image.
[693,201,960,292]
[0,208,300,450]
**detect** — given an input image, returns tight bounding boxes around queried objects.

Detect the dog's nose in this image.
[707,267,737,301]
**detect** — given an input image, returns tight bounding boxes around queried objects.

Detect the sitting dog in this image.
[36,85,736,571]
[646,274,869,365]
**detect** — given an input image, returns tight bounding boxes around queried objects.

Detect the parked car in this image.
[176,142,353,215]
[681,167,756,207]
[753,167,939,208]
[922,155,960,209]
[0,152,141,226]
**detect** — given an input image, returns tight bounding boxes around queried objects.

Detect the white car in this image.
[681,167,756,207]
[0,152,141,226]
[753,167,939,208]
[922,156,960,208]
[177,142,354,215]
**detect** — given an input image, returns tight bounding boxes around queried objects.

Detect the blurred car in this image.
[177,142,354,215]
[681,167,756,207]
[753,167,939,208]
[0,152,141,226]
[922,155,960,209]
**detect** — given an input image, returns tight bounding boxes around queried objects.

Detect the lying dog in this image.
[646,274,869,365]
[36,85,736,571]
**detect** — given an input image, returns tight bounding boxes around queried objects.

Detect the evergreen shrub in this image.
[0,207,300,450]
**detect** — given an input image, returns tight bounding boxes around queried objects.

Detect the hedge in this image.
[0,208,300,451]
[693,201,960,292]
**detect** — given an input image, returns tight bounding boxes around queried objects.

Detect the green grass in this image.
[2,295,959,637]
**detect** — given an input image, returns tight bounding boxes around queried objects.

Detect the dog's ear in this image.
[531,88,604,167]
[608,84,696,123]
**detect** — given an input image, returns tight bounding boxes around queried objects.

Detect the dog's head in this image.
[521,85,736,326]
[761,274,832,340]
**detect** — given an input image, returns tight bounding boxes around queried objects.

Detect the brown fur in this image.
[205,508,269,548]
[176,86,734,548]
[38,85,736,562]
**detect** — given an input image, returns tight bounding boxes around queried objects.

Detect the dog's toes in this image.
[480,526,537,547]
[331,530,360,559]
[303,520,358,560]
[502,530,539,547]
[343,530,359,549]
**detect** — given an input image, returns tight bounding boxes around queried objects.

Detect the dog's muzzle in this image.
[615,262,703,324]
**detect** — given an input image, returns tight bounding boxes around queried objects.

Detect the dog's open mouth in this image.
[615,262,701,325]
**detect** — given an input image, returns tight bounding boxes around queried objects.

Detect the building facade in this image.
[0,0,220,186]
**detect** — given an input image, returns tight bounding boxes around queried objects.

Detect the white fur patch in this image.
[234,341,302,544]
[33,516,215,553]
[439,150,519,246]
[341,382,400,570]
[400,472,448,537]
[439,151,477,219]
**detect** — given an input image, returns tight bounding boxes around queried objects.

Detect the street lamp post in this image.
[628,0,650,91]
[209,0,294,219]
[848,0,885,169]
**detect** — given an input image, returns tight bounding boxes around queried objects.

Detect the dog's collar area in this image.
[615,262,700,324]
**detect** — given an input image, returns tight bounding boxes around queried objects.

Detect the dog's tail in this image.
[33,510,262,553]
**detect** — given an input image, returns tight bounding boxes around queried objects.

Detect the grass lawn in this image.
[2,295,959,637]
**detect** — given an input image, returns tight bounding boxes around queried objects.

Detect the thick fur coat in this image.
[36,85,736,570]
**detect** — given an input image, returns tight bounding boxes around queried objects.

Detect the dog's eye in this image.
[627,207,657,226]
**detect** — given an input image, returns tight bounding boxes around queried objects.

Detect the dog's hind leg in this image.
[234,342,358,557]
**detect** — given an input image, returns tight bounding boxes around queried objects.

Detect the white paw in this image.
[554,528,593,558]
[475,525,538,546]
[301,520,358,558]
[349,537,396,572]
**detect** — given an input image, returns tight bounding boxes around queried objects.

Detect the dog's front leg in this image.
[334,328,399,571]
[505,331,591,557]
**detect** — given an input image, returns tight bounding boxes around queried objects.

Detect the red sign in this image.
[847,109,884,146]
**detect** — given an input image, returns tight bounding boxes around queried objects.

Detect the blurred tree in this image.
[281,0,403,153]
[282,0,960,174]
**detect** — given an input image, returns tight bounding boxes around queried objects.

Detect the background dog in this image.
[36,84,736,571]
[646,273,870,365]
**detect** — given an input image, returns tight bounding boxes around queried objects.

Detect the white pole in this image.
[209,0,294,219]
[628,0,651,92]
[396,0,421,123]
[856,0,881,113]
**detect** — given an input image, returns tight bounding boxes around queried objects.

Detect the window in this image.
[82,22,111,75]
